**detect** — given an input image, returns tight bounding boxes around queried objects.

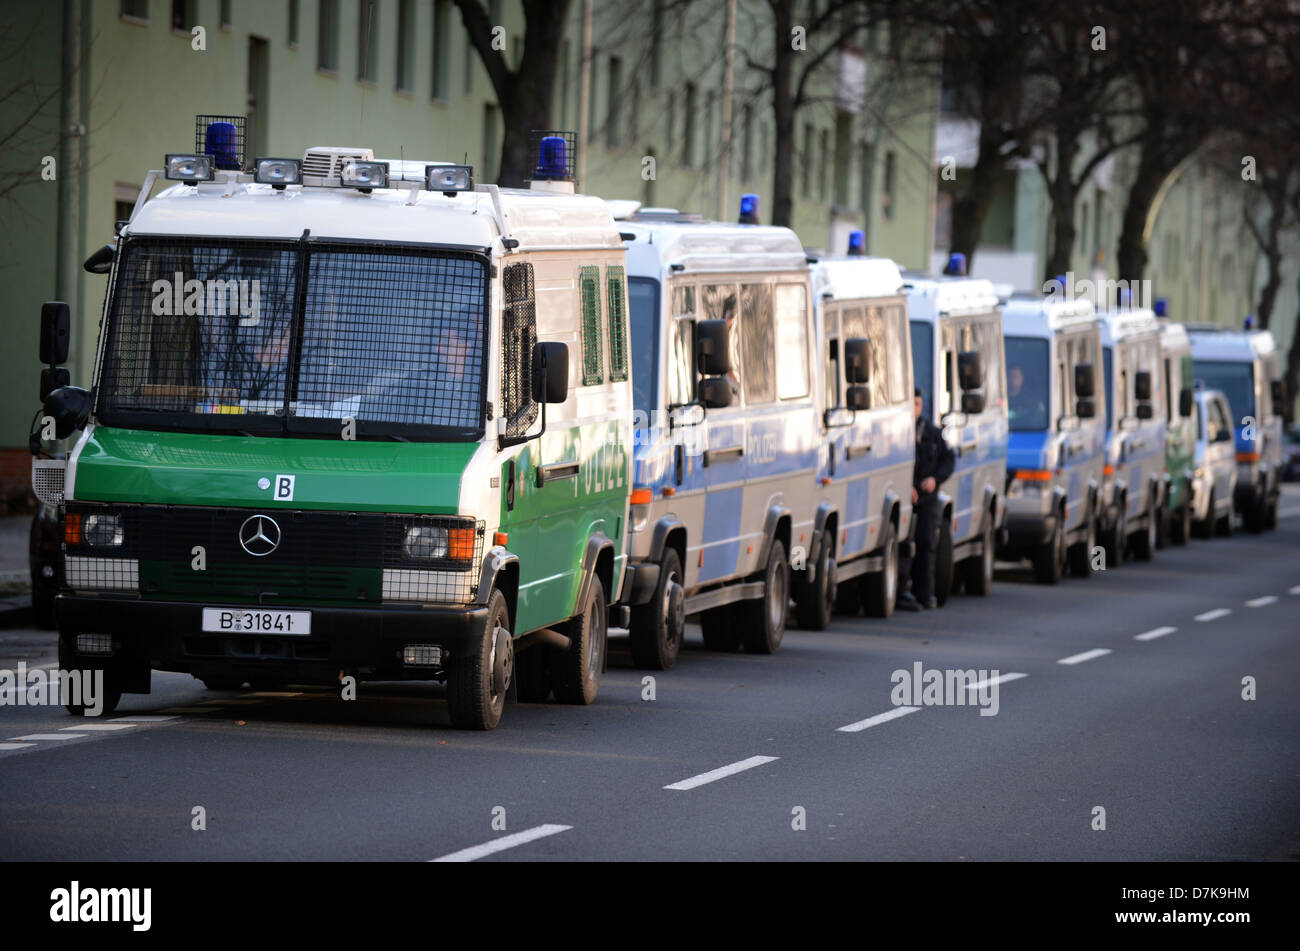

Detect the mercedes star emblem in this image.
[238,515,281,557]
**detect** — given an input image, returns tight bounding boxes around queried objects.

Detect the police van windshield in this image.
[1193,360,1254,425]
[910,321,933,418]
[628,277,659,418]
[1004,336,1049,432]
[97,238,488,440]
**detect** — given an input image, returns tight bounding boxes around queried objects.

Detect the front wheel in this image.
[446,588,511,730]
[1068,510,1096,578]
[962,515,995,596]
[863,520,898,618]
[1132,497,1157,561]
[739,539,788,654]
[1033,513,1065,584]
[794,530,836,630]
[629,549,685,670]
[551,576,607,705]
[1102,504,1126,566]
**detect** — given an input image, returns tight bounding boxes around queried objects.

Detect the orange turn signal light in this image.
[1015,469,1054,482]
[492,531,509,548]
[449,527,477,561]
[1103,465,1114,476]
[64,513,82,545]
[1236,451,1259,463]
[630,487,653,505]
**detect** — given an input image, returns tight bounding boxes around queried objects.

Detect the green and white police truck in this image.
[33,125,631,730]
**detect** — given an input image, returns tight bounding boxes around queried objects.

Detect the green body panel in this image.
[74,427,474,513]
[1166,355,1196,511]
[498,420,629,634]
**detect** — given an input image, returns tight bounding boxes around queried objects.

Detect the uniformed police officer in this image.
[898,387,955,610]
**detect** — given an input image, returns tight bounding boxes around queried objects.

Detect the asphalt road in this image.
[2,487,1298,862]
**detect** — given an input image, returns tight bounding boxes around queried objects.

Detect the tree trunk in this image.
[1042,131,1081,282]
[948,120,1007,270]
[770,1,796,227]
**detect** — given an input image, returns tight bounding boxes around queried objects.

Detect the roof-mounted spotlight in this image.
[164,153,215,185]
[340,160,389,193]
[425,164,474,196]
[253,157,302,189]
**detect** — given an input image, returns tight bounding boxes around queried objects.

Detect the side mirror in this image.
[824,406,854,428]
[1076,398,1096,419]
[696,319,731,376]
[1179,387,1193,418]
[1074,363,1095,399]
[843,338,871,384]
[961,391,985,415]
[957,350,983,391]
[845,384,871,411]
[1135,401,1154,420]
[83,244,115,275]
[699,376,733,409]
[40,301,71,365]
[670,403,705,428]
[39,367,70,401]
[1134,370,1152,401]
[533,341,569,404]
[42,385,93,438]
[1271,379,1285,404]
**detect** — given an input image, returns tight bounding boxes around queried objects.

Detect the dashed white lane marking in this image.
[837,707,921,733]
[1057,648,1112,666]
[1194,608,1232,622]
[964,672,1027,691]
[1245,595,1277,608]
[0,743,32,750]
[663,755,780,791]
[1276,507,1300,520]
[10,733,85,741]
[110,715,179,722]
[429,824,573,862]
[60,724,135,732]
[1135,626,1177,641]
[1290,584,1300,595]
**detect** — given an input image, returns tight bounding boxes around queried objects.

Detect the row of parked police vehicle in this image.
[28,124,1289,729]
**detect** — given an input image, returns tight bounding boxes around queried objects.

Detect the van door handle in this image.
[846,442,872,460]
[537,461,580,487]
[960,439,978,454]
[703,445,744,467]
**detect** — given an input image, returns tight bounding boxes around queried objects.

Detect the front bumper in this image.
[56,594,488,686]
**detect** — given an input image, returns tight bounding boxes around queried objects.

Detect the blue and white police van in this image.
[1097,306,1168,564]
[1188,324,1285,532]
[802,252,915,625]
[614,201,819,665]
[904,262,1007,602]
[999,294,1107,583]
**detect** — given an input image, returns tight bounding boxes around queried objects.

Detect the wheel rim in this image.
[663,572,684,648]
[489,616,509,707]
[768,555,787,631]
[587,601,604,683]
[884,536,897,601]
[983,523,993,582]
[822,552,836,613]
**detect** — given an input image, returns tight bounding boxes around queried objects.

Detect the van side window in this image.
[979,316,1003,407]
[740,283,776,403]
[824,308,841,410]
[775,283,810,399]
[701,283,742,402]
[863,305,890,409]
[501,262,538,436]
[884,303,908,403]
[939,322,956,416]
[667,318,695,407]
[579,265,603,385]
[606,265,628,383]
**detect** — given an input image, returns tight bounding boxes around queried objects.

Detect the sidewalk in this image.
[0,514,33,628]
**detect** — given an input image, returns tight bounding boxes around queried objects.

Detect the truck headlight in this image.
[83,514,124,548]
[404,525,449,560]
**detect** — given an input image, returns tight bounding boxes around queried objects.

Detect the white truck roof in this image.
[1097,307,1162,346]
[1001,294,1097,338]
[1160,319,1191,354]
[809,257,905,302]
[902,273,1000,320]
[614,211,808,278]
[1187,326,1278,361]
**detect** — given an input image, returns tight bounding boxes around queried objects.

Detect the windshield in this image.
[910,320,933,418]
[97,238,488,440]
[1004,335,1049,432]
[1193,360,1253,427]
[628,277,659,418]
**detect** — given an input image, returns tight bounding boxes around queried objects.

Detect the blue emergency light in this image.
[204,121,241,170]
[1154,298,1168,317]
[945,252,967,276]
[534,136,570,181]
[1243,315,1255,330]
[847,230,865,255]
[739,193,760,225]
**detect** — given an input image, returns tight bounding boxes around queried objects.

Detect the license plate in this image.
[201,608,312,635]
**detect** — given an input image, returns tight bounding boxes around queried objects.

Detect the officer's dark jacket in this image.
[914,417,955,490]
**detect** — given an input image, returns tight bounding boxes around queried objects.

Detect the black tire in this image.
[1170,487,1191,545]
[550,575,606,705]
[1243,491,1266,533]
[57,635,123,717]
[1102,501,1126,566]
[961,515,995,596]
[739,539,788,654]
[1132,497,1157,561]
[629,549,686,669]
[1155,497,1170,549]
[699,604,741,650]
[863,519,899,618]
[446,588,511,730]
[514,641,552,702]
[1033,512,1065,584]
[934,518,954,607]
[794,530,836,630]
[249,678,288,691]
[1068,510,1096,578]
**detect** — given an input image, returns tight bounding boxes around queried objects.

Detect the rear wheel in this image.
[629,549,685,670]
[1033,512,1065,584]
[961,515,995,596]
[1155,497,1170,549]
[1132,496,1157,561]
[933,518,954,607]
[550,576,606,705]
[446,589,510,730]
[1068,509,1095,578]
[1102,502,1126,566]
[794,530,836,631]
[1243,489,1267,533]
[863,520,898,618]
[699,604,741,651]
[740,540,788,654]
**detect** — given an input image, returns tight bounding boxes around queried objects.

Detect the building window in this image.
[741,104,753,182]
[818,128,829,201]
[650,0,663,88]
[396,0,414,91]
[288,0,300,45]
[883,150,896,219]
[358,0,380,84]
[318,0,340,72]
[171,0,197,31]
[220,0,232,28]
[432,0,451,100]
[683,82,697,167]
[606,57,622,149]
[802,124,814,198]
[120,0,149,22]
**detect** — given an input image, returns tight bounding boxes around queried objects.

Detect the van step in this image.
[684,582,764,616]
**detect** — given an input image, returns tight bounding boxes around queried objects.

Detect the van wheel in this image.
[699,604,741,651]
[447,589,511,730]
[934,519,954,607]
[1132,498,1157,561]
[962,517,995,596]
[863,520,898,618]
[514,642,551,702]
[1068,513,1095,578]
[551,576,606,705]
[1193,490,1214,539]
[1243,492,1266,533]
[1102,505,1126,565]
[740,540,788,654]
[57,636,123,717]
[630,549,685,670]
[1033,515,1065,584]
[1155,499,1170,549]
[794,530,835,630]
[1215,500,1234,537]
